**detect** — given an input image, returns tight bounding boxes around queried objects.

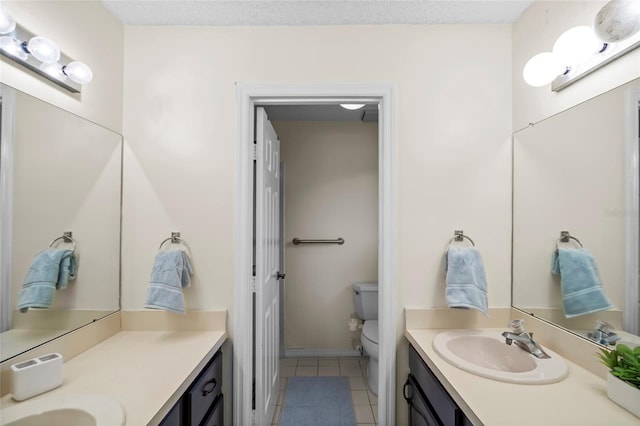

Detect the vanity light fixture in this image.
[523,0,640,91]
[0,12,92,93]
[340,104,365,110]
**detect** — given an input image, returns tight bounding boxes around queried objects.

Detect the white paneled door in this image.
[254,107,280,426]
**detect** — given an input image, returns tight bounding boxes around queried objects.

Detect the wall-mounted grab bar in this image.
[292,237,345,245]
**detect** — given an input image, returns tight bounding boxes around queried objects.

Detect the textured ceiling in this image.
[102,0,534,26]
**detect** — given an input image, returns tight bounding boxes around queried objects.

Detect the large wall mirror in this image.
[513,78,640,349]
[0,84,122,362]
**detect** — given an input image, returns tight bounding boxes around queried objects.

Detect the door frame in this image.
[625,86,640,334]
[234,83,396,426]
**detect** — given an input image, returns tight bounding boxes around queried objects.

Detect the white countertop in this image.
[0,330,227,425]
[405,328,640,426]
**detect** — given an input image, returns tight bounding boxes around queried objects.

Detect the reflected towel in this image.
[551,248,613,318]
[144,250,192,314]
[445,247,488,316]
[17,248,78,313]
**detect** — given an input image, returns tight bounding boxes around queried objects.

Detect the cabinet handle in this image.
[201,378,217,396]
[403,377,412,402]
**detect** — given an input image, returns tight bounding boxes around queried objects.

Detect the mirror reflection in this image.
[513,78,640,349]
[0,84,122,362]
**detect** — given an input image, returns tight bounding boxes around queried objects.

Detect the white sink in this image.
[0,394,125,426]
[432,329,568,384]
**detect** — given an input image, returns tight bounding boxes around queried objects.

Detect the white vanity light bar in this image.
[552,30,640,92]
[0,23,84,93]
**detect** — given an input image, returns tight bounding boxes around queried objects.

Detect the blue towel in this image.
[144,250,192,314]
[551,248,613,318]
[17,248,78,313]
[445,247,488,316]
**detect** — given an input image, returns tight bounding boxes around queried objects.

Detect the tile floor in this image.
[273,356,378,426]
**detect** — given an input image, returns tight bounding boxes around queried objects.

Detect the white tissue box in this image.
[11,353,63,401]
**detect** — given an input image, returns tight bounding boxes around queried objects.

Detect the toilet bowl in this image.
[352,282,379,395]
[361,320,379,395]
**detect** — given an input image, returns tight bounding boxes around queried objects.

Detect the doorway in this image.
[233,84,396,426]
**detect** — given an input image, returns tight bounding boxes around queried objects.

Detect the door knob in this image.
[277,272,286,280]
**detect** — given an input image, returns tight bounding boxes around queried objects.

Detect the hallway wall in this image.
[274,120,378,353]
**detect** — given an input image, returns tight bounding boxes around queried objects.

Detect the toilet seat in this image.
[362,320,378,344]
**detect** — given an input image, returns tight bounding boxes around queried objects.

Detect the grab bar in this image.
[292,237,345,245]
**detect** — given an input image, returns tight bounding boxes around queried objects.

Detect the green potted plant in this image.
[598,344,640,417]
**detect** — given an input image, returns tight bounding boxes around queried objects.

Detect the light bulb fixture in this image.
[340,104,365,110]
[552,26,606,66]
[523,52,566,87]
[0,20,92,93]
[0,10,16,34]
[524,1,640,92]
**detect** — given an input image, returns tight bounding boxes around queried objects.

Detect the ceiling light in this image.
[594,0,640,42]
[0,10,16,34]
[552,26,606,66]
[340,104,365,110]
[522,52,566,87]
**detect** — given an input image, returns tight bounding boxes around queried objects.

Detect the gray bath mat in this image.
[279,376,356,426]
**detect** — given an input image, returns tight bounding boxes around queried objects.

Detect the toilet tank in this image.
[352,282,378,320]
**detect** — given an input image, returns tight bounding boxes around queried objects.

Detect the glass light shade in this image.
[62,61,93,84]
[40,62,67,82]
[26,36,60,63]
[594,0,640,42]
[0,36,27,60]
[523,52,566,87]
[552,26,605,66]
[340,104,365,110]
[0,10,16,34]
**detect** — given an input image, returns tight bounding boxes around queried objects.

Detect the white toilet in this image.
[352,282,379,396]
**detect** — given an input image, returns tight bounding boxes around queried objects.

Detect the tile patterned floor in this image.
[273,356,378,426]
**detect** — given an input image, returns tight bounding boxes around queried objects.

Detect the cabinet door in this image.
[405,375,441,426]
[188,351,223,425]
[201,395,223,426]
[159,398,183,426]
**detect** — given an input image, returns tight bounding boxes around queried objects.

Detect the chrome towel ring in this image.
[449,230,475,247]
[556,231,583,249]
[159,232,192,256]
[48,231,76,253]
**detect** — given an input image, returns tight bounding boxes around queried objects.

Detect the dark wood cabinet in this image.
[405,345,473,426]
[159,349,223,426]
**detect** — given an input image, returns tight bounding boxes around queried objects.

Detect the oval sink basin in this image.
[1,394,125,426]
[433,329,568,384]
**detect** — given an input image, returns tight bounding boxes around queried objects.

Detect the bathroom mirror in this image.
[512,78,640,348]
[0,84,122,362]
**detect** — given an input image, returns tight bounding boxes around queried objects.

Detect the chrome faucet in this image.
[501,320,550,359]
[586,320,621,346]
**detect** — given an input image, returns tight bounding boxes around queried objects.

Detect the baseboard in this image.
[284,348,362,358]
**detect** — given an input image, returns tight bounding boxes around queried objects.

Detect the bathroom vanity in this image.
[405,324,640,425]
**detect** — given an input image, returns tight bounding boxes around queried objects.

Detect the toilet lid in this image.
[362,320,379,344]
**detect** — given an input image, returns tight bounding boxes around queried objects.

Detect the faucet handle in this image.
[509,319,525,334]
[596,320,614,334]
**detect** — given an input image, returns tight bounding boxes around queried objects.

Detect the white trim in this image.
[284,348,362,358]
[234,83,396,426]
[0,86,15,333]
[624,86,640,335]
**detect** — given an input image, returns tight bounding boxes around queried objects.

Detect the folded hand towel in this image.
[445,247,488,316]
[551,248,613,318]
[17,248,77,313]
[144,250,192,314]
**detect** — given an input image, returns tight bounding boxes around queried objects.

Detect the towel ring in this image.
[449,230,475,247]
[556,231,583,249]
[159,232,192,256]
[48,232,76,254]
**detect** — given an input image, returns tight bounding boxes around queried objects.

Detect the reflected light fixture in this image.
[0,12,92,93]
[340,104,365,110]
[523,0,640,91]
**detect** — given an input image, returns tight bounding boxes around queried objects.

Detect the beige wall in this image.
[0,1,124,131]
[274,120,378,351]
[122,24,513,423]
[512,0,640,130]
